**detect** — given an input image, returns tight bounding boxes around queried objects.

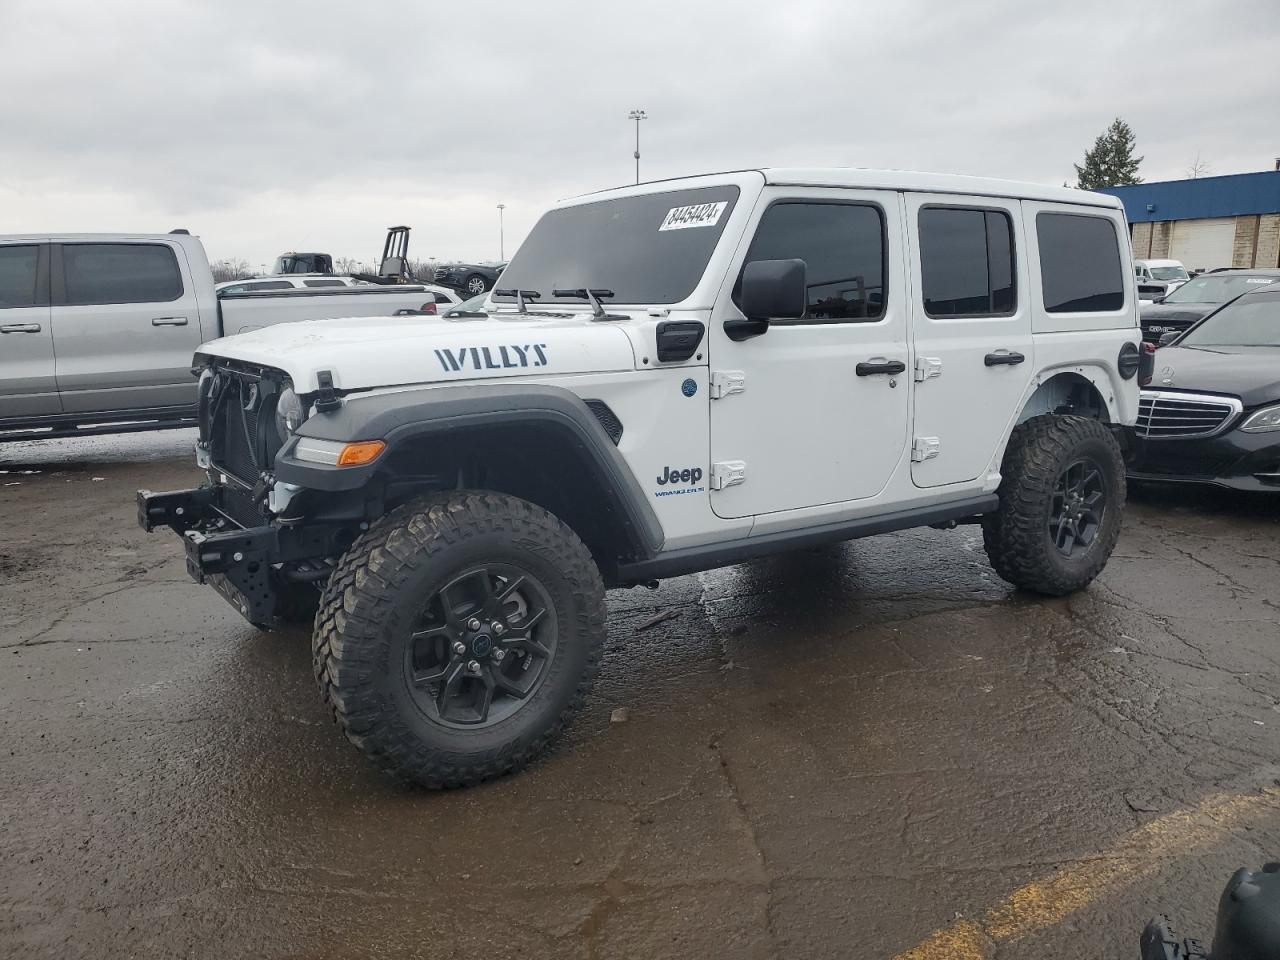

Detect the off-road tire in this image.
[982,415,1125,596]
[313,491,606,788]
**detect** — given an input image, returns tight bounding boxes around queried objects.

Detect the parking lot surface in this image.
[3,431,1279,959]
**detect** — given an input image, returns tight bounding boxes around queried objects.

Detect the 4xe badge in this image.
[654,465,705,498]
[435,344,548,374]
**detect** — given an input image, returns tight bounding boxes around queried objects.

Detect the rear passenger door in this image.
[0,243,58,419]
[51,241,203,415]
[906,195,1033,488]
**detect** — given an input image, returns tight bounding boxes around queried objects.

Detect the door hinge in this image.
[911,437,940,462]
[710,460,747,490]
[709,370,745,399]
[914,357,943,382]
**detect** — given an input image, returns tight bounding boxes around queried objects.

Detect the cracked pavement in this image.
[2,430,1279,958]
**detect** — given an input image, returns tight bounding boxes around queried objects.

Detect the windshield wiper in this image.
[552,288,624,320]
[493,288,541,314]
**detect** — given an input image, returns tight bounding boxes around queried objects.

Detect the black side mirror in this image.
[725,259,806,341]
[1157,331,1179,347]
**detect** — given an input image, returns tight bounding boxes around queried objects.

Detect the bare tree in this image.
[1185,153,1211,179]
[334,256,363,275]
[210,257,254,282]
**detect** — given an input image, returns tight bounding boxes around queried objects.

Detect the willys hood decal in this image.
[198,313,637,392]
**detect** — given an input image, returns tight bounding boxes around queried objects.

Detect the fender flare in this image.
[274,383,664,559]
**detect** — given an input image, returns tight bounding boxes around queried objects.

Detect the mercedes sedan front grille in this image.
[1135,391,1243,440]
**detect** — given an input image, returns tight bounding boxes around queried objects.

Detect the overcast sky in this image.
[1,0,1276,268]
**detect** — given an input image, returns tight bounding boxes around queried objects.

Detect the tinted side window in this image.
[1036,213,1124,313]
[249,280,296,291]
[432,292,455,303]
[739,202,885,322]
[62,244,182,305]
[919,208,1016,317]
[302,278,345,288]
[0,245,39,308]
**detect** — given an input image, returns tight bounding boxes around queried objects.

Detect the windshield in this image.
[1180,294,1280,348]
[1149,266,1188,281]
[495,185,740,305]
[1164,274,1276,304]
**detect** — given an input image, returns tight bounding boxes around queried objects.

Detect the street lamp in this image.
[628,109,646,184]
[496,203,506,261]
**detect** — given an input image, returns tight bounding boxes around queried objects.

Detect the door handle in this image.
[855,358,906,376]
[984,350,1025,366]
[152,316,189,326]
[0,322,42,333]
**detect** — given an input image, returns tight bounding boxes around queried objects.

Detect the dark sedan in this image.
[433,261,507,296]
[1128,284,1280,492]
[1139,269,1279,343]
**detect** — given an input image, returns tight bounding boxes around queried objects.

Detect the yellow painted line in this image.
[894,788,1280,960]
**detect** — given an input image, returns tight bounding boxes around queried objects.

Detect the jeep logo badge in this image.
[657,466,703,486]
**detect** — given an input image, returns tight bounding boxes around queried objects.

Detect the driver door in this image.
[708,188,910,519]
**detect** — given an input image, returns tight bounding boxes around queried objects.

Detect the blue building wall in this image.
[1095,170,1280,223]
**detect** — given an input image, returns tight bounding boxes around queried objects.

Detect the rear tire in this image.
[313,491,605,788]
[982,415,1125,596]
[464,274,488,295]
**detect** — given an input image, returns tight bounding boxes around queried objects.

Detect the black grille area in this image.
[210,368,286,485]
[220,485,265,528]
[218,387,260,483]
[584,400,623,444]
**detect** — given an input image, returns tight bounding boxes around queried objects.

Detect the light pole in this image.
[496,203,506,261]
[628,109,646,184]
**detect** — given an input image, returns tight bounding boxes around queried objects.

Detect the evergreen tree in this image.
[1074,118,1144,189]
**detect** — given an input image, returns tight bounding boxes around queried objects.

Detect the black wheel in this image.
[464,274,488,296]
[982,415,1125,596]
[313,491,605,788]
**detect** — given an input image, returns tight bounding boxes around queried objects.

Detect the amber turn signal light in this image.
[336,440,386,466]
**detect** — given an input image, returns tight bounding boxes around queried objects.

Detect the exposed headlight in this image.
[1239,404,1280,433]
[274,386,308,441]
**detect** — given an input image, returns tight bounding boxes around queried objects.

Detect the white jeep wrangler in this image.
[139,169,1150,788]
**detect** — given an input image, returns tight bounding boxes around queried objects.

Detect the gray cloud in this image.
[1,0,1276,264]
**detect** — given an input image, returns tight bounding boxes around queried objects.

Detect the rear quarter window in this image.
[1036,213,1124,313]
[62,243,183,305]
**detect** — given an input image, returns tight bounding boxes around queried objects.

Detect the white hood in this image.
[199,312,638,392]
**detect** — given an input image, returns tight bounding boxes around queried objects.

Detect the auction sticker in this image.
[1246,278,1275,284]
[659,202,728,231]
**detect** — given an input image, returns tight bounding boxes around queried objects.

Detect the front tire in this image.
[982,415,1125,596]
[313,492,606,788]
[464,274,488,295]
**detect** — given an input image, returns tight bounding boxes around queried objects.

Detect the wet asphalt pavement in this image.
[2,430,1279,959]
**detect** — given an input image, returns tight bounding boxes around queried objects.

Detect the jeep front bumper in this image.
[137,486,338,627]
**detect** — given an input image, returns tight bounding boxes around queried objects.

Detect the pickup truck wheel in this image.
[982,415,1124,596]
[464,274,487,295]
[313,491,605,788]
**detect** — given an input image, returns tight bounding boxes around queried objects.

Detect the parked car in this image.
[1138,269,1280,343]
[1129,283,1280,491]
[139,167,1143,788]
[0,232,464,441]
[1134,258,1189,301]
[433,261,506,295]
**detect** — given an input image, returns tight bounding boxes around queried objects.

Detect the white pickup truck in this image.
[0,231,448,441]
